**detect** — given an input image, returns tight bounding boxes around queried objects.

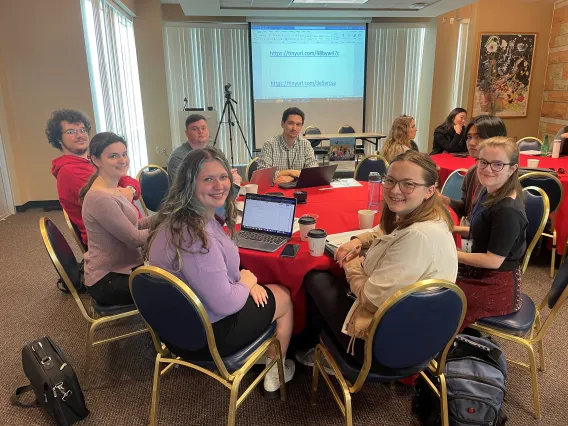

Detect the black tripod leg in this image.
[213,101,230,147]
[228,101,253,160]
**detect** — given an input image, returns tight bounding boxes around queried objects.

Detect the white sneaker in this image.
[263,358,295,398]
[295,348,335,376]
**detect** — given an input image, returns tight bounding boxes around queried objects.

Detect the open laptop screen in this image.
[241,194,296,237]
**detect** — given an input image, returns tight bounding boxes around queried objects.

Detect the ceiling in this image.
[161,0,479,18]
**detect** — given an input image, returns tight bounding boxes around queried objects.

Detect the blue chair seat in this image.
[477,294,536,337]
[320,327,430,384]
[92,300,138,317]
[173,322,276,373]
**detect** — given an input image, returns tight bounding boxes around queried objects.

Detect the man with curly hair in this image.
[47,109,141,245]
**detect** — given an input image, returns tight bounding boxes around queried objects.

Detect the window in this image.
[453,19,470,108]
[81,0,148,175]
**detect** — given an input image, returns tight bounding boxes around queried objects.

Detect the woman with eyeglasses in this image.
[441,115,507,220]
[382,115,419,163]
[454,137,527,327]
[430,108,468,154]
[296,151,457,365]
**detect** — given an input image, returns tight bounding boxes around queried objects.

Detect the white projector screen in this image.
[250,23,367,150]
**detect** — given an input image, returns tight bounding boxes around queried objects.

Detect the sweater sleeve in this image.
[303,142,319,168]
[445,132,467,153]
[87,194,149,248]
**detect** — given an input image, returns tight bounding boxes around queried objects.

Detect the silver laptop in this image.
[250,167,276,194]
[237,193,296,252]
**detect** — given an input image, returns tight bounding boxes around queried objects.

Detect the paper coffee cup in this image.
[245,184,258,194]
[358,209,376,230]
[308,228,327,257]
[527,159,540,168]
[299,216,317,241]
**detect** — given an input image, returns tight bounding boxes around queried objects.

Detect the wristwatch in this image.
[127,186,137,197]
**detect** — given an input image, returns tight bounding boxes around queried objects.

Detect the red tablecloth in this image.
[432,153,568,255]
[238,181,460,333]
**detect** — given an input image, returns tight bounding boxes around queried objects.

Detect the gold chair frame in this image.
[520,187,550,274]
[136,164,169,217]
[62,209,86,254]
[311,280,467,426]
[353,154,389,180]
[517,137,543,147]
[440,168,468,198]
[39,217,148,384]
[245,157,259,182]
[519,172,564,277]
[129,266,286,426]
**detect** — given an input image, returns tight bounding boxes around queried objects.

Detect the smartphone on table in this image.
[280,244,300,258]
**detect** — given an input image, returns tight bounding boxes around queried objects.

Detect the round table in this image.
[237,181,460,333]
[432,153,568,255]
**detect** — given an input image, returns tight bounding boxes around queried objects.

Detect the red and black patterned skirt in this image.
[456,264,522,328]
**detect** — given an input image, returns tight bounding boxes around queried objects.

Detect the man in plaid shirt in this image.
[257,107,318,185]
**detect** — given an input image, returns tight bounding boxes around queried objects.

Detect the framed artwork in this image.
[472,33,536,117]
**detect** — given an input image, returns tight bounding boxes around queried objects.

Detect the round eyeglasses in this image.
[475,158,515,172]
[63,128,88,135]
[382,176,429,194]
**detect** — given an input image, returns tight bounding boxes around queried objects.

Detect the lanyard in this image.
[467,188,487,241]
[287,142,298,170]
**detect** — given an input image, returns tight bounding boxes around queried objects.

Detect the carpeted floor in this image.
[1,209,567,425]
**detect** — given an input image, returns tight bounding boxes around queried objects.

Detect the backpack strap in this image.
[11,385,40,408]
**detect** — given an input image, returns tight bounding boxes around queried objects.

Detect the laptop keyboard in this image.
[239,230,287,245]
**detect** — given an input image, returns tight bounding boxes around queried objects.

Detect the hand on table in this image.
[275,175,295,185]
[250,284,269,307]
[335,238,362,268]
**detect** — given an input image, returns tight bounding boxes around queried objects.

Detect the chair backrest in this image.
[519,172,563,214]
[354,155,389,181]
[441,168,467,201]
[62,210,87,254]
[246,157,259,181]
[137,165,169,215]
[39,217,91,320]
[304,125,322,148]
[352,280,465,391]
[129,266,230,377]
[517,137,542,152]
[521,187,550,274]
[338,125,356,134]
[548,257,568,309]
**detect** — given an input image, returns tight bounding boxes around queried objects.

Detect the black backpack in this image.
[413,334,508,426]
[11,336,89,425]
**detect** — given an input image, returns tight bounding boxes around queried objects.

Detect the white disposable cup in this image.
[308,229,327,257]
[244,184,258,194]
[527,159,540,168]
[552,140,561,159]
[299,217,317,241]
[358,209,376,230]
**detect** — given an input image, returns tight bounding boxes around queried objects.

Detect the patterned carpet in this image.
[1,209,567,425]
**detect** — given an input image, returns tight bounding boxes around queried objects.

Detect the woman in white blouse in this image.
[297,150,458,365]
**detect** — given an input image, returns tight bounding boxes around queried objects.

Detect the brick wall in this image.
[539,0,568,141]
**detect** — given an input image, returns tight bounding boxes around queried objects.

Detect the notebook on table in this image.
[278,165,338,189]
[237,193,297,253]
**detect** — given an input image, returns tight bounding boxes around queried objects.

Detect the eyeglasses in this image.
[63,128,88,135]
[476,158,515,172]
[383,176,429,194]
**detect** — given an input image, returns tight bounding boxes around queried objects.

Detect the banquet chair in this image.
[137,165,169,216]
[39,217,147,384]
[63,209,87,254]
[470,256,568,420]
[338,125,364,159]
[311,280,466,426]
[441,168,467,202]
[246,157,259,181]
[305,125,328,165]
[519,172,564,277]
[354,155,388,181]
[129,266,286,426]
[517,137,542,152]
[521,187,550,274]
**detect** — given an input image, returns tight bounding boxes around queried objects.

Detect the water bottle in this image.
[367,172,382,212]
[541,135,549,157]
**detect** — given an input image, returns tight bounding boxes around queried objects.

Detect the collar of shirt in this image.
[277,134,299,150]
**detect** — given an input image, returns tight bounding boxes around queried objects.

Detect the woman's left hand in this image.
[250,284,269,307]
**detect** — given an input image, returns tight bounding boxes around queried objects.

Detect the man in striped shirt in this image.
[257,107,318,185]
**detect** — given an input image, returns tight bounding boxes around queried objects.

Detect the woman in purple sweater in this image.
[147,147,295,398]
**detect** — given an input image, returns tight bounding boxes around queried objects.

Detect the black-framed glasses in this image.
[63,128,88,135]
[383,176,429,194]
[476,158,515,172]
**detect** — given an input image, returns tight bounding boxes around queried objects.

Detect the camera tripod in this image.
[213,83,253,167]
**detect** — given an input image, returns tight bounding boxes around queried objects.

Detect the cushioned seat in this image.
[91,300,138,317]
[477,294,536,337]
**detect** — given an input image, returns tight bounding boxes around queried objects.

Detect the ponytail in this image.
[79,171,99,204]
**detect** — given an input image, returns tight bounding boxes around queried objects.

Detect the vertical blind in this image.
[453,19,470,108]
[163,24,253,166]
[83,0,148,175]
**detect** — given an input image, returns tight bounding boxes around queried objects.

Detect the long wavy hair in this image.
[78,132,127,203]
[383,115,415,162]
[380,150,454,234]
[144,147,236,269]
[477,137,523,208]
[438,108,467,133]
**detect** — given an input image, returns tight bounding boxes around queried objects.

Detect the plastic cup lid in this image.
[307,228,327,238]
[299,216,316,225]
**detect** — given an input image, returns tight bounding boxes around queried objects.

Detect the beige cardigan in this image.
[342,219,458,352]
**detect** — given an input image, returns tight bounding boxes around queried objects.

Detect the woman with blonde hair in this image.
[454,137,527,327]
[296,151,457,365]
[382,115,419,162]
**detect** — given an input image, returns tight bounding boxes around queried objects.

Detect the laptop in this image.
[250,167,276,194]
[237,193,297,252]
[278,165,338,189]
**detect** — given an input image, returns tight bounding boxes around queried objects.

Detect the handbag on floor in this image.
[11,336,89,425]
